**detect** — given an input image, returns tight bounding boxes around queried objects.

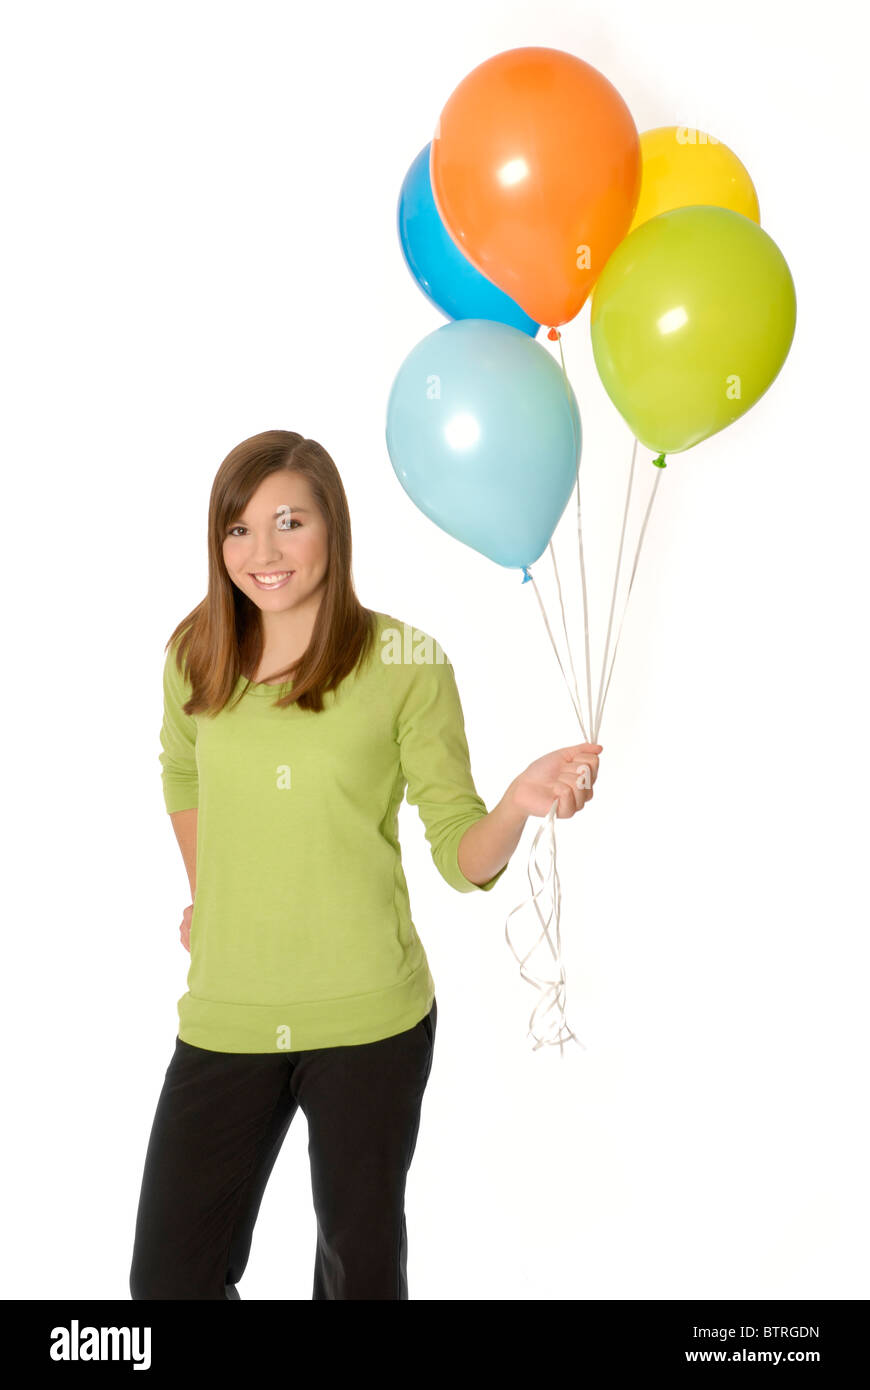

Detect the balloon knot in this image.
[652,453,667,468]
[521,567,532,584]
[547,328,560,341]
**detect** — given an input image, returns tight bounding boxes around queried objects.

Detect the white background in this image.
[2,0,866,1301]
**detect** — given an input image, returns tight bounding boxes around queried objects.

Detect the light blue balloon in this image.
[386,319,581,572]
[397,143,539,336]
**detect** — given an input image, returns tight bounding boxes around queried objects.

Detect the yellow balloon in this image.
[628,126,760,235]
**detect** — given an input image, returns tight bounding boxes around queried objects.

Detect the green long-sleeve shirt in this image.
[159,609,507,1052]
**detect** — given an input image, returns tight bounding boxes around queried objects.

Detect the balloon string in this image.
[556,332,595,740]
[507,333,594,1054]
[518,337,593,738]
[510,342,667,1049]
[523,568,588,738]
[548,538,585,730]
[592,447,665,743]
[592,435,638,743]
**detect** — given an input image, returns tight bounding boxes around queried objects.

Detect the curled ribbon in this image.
[504,796,587,1056]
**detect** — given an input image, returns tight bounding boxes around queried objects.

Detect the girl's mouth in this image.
[249,571,294,590]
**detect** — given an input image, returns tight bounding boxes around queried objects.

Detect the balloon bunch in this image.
[386,46,797,1053]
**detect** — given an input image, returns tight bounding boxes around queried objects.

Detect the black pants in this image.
[129,998,436,1300]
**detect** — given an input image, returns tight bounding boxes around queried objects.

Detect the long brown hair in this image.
[166,430,378,715]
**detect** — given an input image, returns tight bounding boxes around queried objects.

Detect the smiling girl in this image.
[128,428,600,1301]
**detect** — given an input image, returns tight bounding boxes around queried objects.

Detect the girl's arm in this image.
[169,808,197,898]
[456,783,528,889]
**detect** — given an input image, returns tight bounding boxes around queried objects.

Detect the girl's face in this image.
[222,471,328,612]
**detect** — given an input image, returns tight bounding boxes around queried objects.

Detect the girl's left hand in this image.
[510,743,603,819]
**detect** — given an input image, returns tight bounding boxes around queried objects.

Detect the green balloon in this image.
[590,205,796,455]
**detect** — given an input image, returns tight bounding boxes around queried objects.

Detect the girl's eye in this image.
[226,521,299,537]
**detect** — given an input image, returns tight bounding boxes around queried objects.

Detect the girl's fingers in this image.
[555,776,594,815]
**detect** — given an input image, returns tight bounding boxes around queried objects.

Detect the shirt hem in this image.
[176,957,436,1053]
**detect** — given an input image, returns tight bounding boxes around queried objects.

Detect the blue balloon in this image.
[398,144,539,336]
[386,319,581,572]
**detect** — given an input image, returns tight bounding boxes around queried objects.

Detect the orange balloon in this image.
[431,47,641,330]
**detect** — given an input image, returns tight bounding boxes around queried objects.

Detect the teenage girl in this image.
[129,429,601,1300]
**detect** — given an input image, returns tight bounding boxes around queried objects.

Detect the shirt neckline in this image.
[236,674,294,696]
[234,611,389,697]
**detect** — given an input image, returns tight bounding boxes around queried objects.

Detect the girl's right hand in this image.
[180,902,194,953]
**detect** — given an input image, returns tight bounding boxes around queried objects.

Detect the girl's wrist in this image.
[497,779,531,833]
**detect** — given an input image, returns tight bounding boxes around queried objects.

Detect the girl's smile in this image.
[248,570,295,590]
